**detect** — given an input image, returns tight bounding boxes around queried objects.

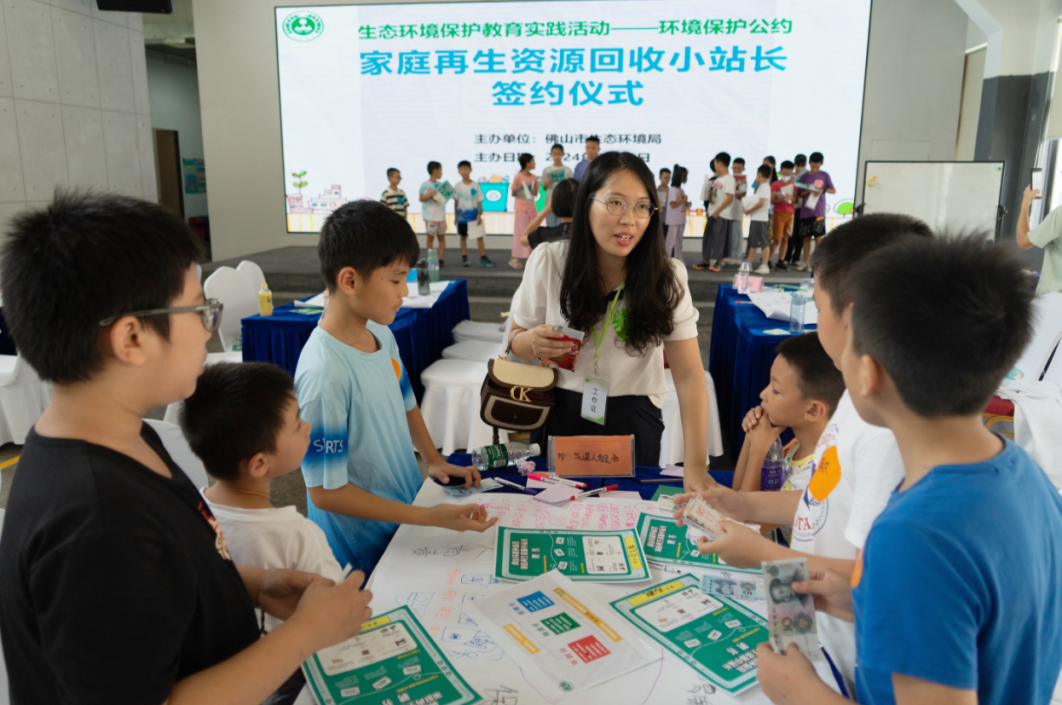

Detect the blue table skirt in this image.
[708,285,810,460]
[241,280,470,400]
[446,453,734,500]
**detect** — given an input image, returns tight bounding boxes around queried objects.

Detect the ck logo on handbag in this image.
[510,386,531,402]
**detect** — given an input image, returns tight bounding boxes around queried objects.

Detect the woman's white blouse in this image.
[512,240,699,408]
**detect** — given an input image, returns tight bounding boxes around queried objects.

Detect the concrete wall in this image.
[0,0,155,230]
[146,58,208,217]
[195,0,972,260]
[854,0,968,204]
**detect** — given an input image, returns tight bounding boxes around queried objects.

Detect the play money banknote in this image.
[762,558,820,659]
[442,478,503,497]
[682,496,761,542]
[701,574,765,601]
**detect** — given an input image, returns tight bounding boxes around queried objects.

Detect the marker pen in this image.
[529,473,587,489]
[494,477,537,495]
[571,484,619,501]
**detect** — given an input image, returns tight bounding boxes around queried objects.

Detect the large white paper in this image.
[295,292,327,308]
[465,571,660,700]
[747,290,819,326]
[465,220,486,240]
[363,481,840,705]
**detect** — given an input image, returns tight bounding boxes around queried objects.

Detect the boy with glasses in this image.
[0,192,373,705]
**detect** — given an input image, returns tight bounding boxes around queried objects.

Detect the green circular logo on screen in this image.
[283,12,324,41]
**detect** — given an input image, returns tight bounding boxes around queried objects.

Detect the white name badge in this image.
[581,375,609,425]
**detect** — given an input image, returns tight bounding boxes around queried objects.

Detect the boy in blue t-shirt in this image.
[295,200,497,574]
[756,237,1062,705]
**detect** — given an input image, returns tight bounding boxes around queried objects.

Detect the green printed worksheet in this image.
[302,606,481,705]
[494,527,650,583]
[636,513,762,575]
[610,573,769,695]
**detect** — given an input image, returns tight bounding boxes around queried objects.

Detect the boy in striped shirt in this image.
[380,168,408,218]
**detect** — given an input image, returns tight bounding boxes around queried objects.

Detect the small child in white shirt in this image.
[180,362,347,634]
[743,164,773,273]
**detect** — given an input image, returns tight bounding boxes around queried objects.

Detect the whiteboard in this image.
[861,161,1005,238]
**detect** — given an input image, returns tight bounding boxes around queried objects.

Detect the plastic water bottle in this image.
[789,292,806,334]
[416,259,431,296]
[760,437,786,491]
[471,442,542,471]
[427,248,440,283]
[257,284,273,317]
[736,259,751,294]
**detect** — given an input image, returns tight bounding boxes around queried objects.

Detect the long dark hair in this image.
[559,152,682,356]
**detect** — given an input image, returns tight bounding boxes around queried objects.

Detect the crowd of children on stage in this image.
[1,152,1060,705]
[383,137,837,276]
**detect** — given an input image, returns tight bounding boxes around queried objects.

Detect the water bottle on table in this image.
[736,259,751,294]
[789,292,806,334]
[760,437,786,491]
[427,248,440,283]
[471,442,541,471]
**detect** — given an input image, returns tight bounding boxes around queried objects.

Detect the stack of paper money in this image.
[761,558,820,659]
[682,496,761,542]
[701,574,765,601]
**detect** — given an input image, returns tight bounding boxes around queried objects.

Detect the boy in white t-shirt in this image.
[693,152,735,272]
[676,213,933,693]
[180,362,347,634]
[743,164,773,273]
[728,158,749,263]
[454,160,495,268]
[181,361,347,703]
[419,160,449,266]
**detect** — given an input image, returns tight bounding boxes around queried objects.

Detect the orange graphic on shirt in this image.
[808,446,841,502]
[851,549,863,588]
[391,358,401,380]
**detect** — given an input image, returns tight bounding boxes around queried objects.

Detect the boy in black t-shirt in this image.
[0,192,374,705]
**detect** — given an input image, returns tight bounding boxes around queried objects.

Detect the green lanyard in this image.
[590,284,624,374]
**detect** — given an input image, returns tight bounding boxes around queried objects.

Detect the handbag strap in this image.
[503,328,521,357]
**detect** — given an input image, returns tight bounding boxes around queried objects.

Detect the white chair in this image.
[1013,292,1062,381]
[204,266,259,353]
[419,359,505,454]
[442,340,501,363]
[143,419,211,490]
[236,260,268,293]
[659,368,724,467]
[451,320,506,344]
[0,356,51,446]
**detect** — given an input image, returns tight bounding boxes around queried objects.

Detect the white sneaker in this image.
[755,264,770,275]
[723,258,740,266]
[795,261,809,271]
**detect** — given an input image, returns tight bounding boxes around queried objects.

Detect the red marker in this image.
[571,484,619,501]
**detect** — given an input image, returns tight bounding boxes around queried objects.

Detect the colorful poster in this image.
[635,513,761,575]
[465,571,660,699]
[610,573,769,695]
[302,606,481,705]
[494,527,649,583]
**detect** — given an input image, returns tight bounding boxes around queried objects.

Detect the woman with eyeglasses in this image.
[509,152,716,492]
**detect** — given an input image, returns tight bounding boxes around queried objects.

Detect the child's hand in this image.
[288,572,374,653]
[254,568,319,620]
[430,502,499,533]
[476,214,483,225]
[429,461,481,489]
[756,642,833,703]
[747,413,784,450]
[674,486,749,524]
[741,406,765,433]
[689,520,766,568]
[794,567,855,623]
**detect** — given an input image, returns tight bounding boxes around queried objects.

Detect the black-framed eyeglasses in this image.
[589,197,657,220]
[99,298,224,332]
